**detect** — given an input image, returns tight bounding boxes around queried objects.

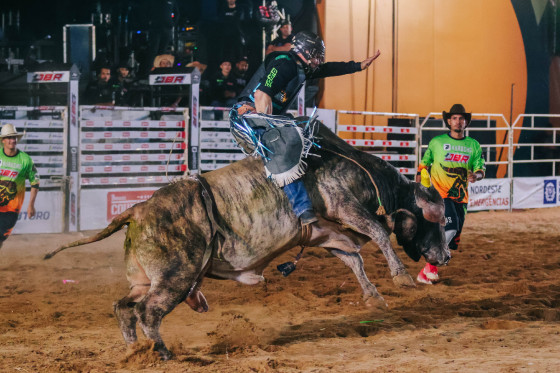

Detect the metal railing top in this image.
[338,110,419,118]
[79,105,189,112]
[511,113,560,128]
[0,105,68,111]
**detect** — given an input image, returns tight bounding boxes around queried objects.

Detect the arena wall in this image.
[320,0,527,122]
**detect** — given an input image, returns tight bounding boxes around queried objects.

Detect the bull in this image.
[44,123,450,360]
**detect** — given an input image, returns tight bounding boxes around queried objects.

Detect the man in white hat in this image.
[0,123,40,248]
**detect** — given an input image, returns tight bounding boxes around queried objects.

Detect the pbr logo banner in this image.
[149,74,191,85]
[467,178,511,211]
[27,71,70,83]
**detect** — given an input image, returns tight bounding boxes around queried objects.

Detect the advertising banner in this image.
[13,190,64,234]
[467,178,511,211]
[80,188,157,230]
[512,177,560,209]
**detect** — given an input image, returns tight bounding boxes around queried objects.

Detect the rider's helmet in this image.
[291,31,325,72]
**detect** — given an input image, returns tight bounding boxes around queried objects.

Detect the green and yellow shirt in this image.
[0,148,39,214]
[418,134,485,203]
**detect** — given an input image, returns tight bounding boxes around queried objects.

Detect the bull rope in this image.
[321,148,386,216]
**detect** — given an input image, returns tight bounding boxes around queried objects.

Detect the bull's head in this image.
[386,183,450,266]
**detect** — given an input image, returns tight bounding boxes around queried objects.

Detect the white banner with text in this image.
[79,187,157,230]
[467,178,511,211]
[13,190,64,234]
[512,176,560,209]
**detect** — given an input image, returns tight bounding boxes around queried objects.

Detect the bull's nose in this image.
[443,253,451,265]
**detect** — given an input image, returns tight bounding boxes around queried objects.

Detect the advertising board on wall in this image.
[467,178,511,211]
[513,177,560,209]
[13,190,64,234]
[80,188,157,231]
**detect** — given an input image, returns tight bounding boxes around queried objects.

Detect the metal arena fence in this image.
[1,105,559,233]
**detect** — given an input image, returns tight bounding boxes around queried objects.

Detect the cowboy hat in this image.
[0,124,24,140]
[442,104,472,128]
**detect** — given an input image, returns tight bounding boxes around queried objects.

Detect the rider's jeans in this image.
[282,179,313,217]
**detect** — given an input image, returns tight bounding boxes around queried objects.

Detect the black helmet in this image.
[292,31,325,71]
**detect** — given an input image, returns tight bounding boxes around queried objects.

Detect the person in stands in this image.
[266,18,294,55]
[84,65,114,105]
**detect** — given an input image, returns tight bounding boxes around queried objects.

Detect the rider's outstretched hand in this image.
[361,49,381,70]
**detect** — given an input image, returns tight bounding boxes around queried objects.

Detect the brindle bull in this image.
[44,123,450,360]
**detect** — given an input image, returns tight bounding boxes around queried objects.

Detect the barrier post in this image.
[67,65,80,231]
[189,70,200,174]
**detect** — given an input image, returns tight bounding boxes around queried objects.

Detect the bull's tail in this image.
[43,207,134,260]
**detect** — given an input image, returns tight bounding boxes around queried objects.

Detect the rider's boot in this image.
[283,180,354,247]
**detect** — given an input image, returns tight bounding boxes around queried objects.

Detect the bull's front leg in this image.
[328,249,388,311]
[374,230,415,288]
[336,207,415,288]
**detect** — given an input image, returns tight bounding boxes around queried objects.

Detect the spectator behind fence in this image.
[209,59,237,107]
[153,54,175,70]
[265,19,293,55]
[84,66,114,105]
[232,56,249,97]
[0,124,39,249]
[110,62,134,106]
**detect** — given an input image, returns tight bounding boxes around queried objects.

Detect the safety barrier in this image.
[510,114,560,209]
[77,106,188,230]
[336,110,419,176]
[3,102,560,234]
[199,106,245,172]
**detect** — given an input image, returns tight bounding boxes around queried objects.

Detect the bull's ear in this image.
[414,183,445,223]
[388,209,417,242]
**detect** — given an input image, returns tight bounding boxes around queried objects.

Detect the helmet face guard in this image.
[292,31,325,72]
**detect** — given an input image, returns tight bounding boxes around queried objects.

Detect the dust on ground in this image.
[1,207,559,372]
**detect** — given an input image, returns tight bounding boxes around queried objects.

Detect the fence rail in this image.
[2,104,560,234]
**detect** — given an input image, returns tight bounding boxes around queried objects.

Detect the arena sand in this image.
[1,207,559,372]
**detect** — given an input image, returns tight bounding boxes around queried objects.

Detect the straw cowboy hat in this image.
[442,104,472,128]
[0,124,24,140]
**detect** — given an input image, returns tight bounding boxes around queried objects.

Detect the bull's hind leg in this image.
[134,277,193,360]
[114,253,151,346]
[113,285,150,345]
[328,249,388,311]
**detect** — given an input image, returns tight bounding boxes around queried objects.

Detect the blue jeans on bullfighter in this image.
[282,179,313,217]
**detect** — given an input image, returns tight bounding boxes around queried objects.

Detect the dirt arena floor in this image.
[1,207,559,372]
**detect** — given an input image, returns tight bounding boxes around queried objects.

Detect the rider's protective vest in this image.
[238,52,306,115]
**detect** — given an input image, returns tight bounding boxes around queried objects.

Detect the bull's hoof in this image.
[185,290,209,313]
[392,273,416,288]
[154,343,173,361]
[364,295,388,311]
